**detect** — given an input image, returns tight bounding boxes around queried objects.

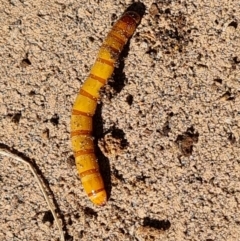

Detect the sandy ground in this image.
[1,0,240,240]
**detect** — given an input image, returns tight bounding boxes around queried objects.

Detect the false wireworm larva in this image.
[70,10,141,206]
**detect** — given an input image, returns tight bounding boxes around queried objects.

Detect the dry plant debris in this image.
[0,148,65,241]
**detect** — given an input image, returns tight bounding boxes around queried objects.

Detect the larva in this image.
[70,10,141,206]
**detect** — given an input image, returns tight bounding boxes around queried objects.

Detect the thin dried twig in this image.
[0,149,65,241]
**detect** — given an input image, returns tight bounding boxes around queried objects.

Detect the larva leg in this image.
[71,10,141,206]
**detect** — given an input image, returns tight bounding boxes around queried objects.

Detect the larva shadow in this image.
[126,2,146,16]
[92,103,111,200]
[93,107,129,202]
[93,104,128,199]
[109,2,146,95]
[108,41,130,95]
[94,3,145,200]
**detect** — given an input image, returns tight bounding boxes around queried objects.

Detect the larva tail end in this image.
[90,189,107,206]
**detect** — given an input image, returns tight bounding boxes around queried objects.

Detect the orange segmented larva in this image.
[71,10,141,206]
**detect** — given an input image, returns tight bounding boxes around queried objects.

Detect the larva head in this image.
[124,11,141,25]
[118,11,141,38]
[122,11,141,25]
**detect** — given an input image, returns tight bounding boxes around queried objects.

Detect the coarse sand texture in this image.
[1,0,240,241]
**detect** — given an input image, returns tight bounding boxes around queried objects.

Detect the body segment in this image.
[71,11,141,205]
